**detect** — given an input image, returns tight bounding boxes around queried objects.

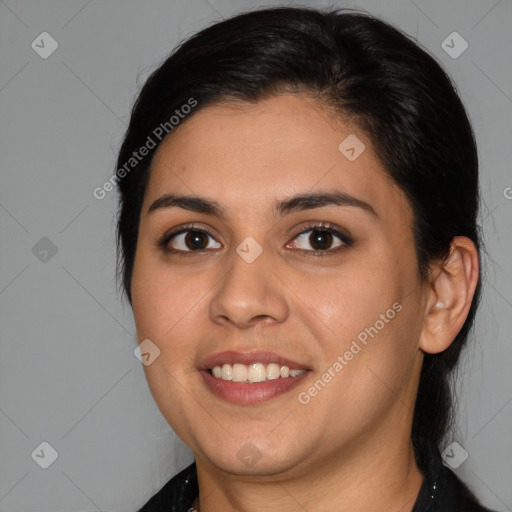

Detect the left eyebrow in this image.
[146,190,378,219]
[274,190,378,218]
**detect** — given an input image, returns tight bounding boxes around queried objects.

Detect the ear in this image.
[419,236,479,354]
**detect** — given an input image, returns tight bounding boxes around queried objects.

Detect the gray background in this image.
[0,0,511,511]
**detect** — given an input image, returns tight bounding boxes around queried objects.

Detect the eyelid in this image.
[288,221,352,244]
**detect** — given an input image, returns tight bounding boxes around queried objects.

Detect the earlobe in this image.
[419,236,479,355]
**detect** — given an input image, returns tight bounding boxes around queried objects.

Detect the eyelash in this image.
[156,221,353,258]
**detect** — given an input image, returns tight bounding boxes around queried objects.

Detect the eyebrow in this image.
[147,190,378,219]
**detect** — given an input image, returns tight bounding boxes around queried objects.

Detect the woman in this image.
[115,6,499,512]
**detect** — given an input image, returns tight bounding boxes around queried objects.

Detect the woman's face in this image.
[131,94,428,476]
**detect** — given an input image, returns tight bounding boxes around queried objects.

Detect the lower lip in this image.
[199,370,311,405]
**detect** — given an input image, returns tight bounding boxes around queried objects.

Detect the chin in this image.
[184,423,315,477]
[198,441,307,477]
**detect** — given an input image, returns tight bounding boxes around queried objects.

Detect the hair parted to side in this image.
[115,7,482,470]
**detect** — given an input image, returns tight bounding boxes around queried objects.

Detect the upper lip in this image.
[198,350,310,371]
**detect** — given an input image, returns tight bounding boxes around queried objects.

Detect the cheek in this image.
[130,256,205,436]
[296,258,418,402]
[298,259,404,348]
[130,251,215,392]
[131,248,197,339]
[300,310,419,437]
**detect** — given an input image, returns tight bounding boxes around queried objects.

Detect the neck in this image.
[193,435,424,512]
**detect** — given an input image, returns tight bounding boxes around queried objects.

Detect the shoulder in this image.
[137,462,198,512]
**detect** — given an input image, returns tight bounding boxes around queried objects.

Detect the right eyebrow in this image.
[147,194,225,217]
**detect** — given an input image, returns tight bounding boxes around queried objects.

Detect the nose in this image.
[208,245,289,329]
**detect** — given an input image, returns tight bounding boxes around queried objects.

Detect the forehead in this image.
[144,94,409,222]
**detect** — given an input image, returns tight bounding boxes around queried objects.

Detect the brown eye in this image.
[163,229,222,253]
[290,227,349,253]
[308,230,334,251]
[183,231,209,250]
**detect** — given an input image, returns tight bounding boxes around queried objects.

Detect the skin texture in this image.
[130,94,479,512]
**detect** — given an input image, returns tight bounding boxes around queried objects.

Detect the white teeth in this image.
[247,363,266,383]
[221,364,232,381]
[266,363,281,380]
[210,363,306,382]
[232,363,248,382]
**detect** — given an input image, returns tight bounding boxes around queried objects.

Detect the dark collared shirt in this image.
[137,443,500,512]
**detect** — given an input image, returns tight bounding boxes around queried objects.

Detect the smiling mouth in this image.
[208,362,307,383]
[198,349,312,404]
